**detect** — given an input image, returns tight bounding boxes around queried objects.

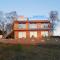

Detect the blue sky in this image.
[0,0,60,35]
[0,0,60,17]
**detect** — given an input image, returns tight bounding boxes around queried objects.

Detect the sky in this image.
[0,0,60,16]
[0,0,60,35]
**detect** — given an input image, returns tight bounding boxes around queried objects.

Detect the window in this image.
[41,31,48,37]
[30,31,37,38]
[41,23,48,29]
[29,24,37,29]
[18,32,26,38]
[18,24,26,29]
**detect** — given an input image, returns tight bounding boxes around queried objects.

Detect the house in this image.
[13,16,52,39]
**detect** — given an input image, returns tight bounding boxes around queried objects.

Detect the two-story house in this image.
[13,16,52,39]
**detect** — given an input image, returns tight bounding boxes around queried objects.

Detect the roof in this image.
[17,16,49,21]
[28,16,48,20]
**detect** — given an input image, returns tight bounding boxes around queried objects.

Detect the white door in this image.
[18,32,26,38]
[30,31,37,38]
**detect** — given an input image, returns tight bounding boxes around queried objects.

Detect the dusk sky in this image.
[0,0,60,35]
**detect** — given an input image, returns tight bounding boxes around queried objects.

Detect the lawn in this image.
[0,42,60,60]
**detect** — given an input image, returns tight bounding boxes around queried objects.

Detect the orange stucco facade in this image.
[13,20,52,39]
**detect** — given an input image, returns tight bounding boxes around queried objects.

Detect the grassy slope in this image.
[0,43,60,60]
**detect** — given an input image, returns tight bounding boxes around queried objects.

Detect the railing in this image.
[18,28,52,31]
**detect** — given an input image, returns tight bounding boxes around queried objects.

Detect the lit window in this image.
[18,32,26,38]
[30,31,37,38]
[41,31,48,37]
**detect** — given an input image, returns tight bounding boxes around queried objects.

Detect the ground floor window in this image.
[18,32,26,38]
[41,31,48,37]
[30,31,37,38]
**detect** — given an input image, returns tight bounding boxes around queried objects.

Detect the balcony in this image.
[16,23,51,31]
[28,23,51,31]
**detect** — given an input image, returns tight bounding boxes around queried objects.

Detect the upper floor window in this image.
[29,23,37,29]
[41,23,48,28]
[18,24,26,29]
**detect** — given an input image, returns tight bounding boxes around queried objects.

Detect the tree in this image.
[49,11,59,35]
[5,11,18,23]
[0,11,18,38]
[0,11,5,38]
[5,23,13,34]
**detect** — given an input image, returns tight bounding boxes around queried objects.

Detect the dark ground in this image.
[0,42,60,60]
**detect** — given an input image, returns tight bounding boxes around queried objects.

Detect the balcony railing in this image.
[17,23,52,30]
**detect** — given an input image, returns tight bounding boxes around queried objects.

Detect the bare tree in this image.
[0,11,5,38]
[5,11,18,23]
[5,23,13,34]
[0,11,18,38]
[49,11,59,35]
